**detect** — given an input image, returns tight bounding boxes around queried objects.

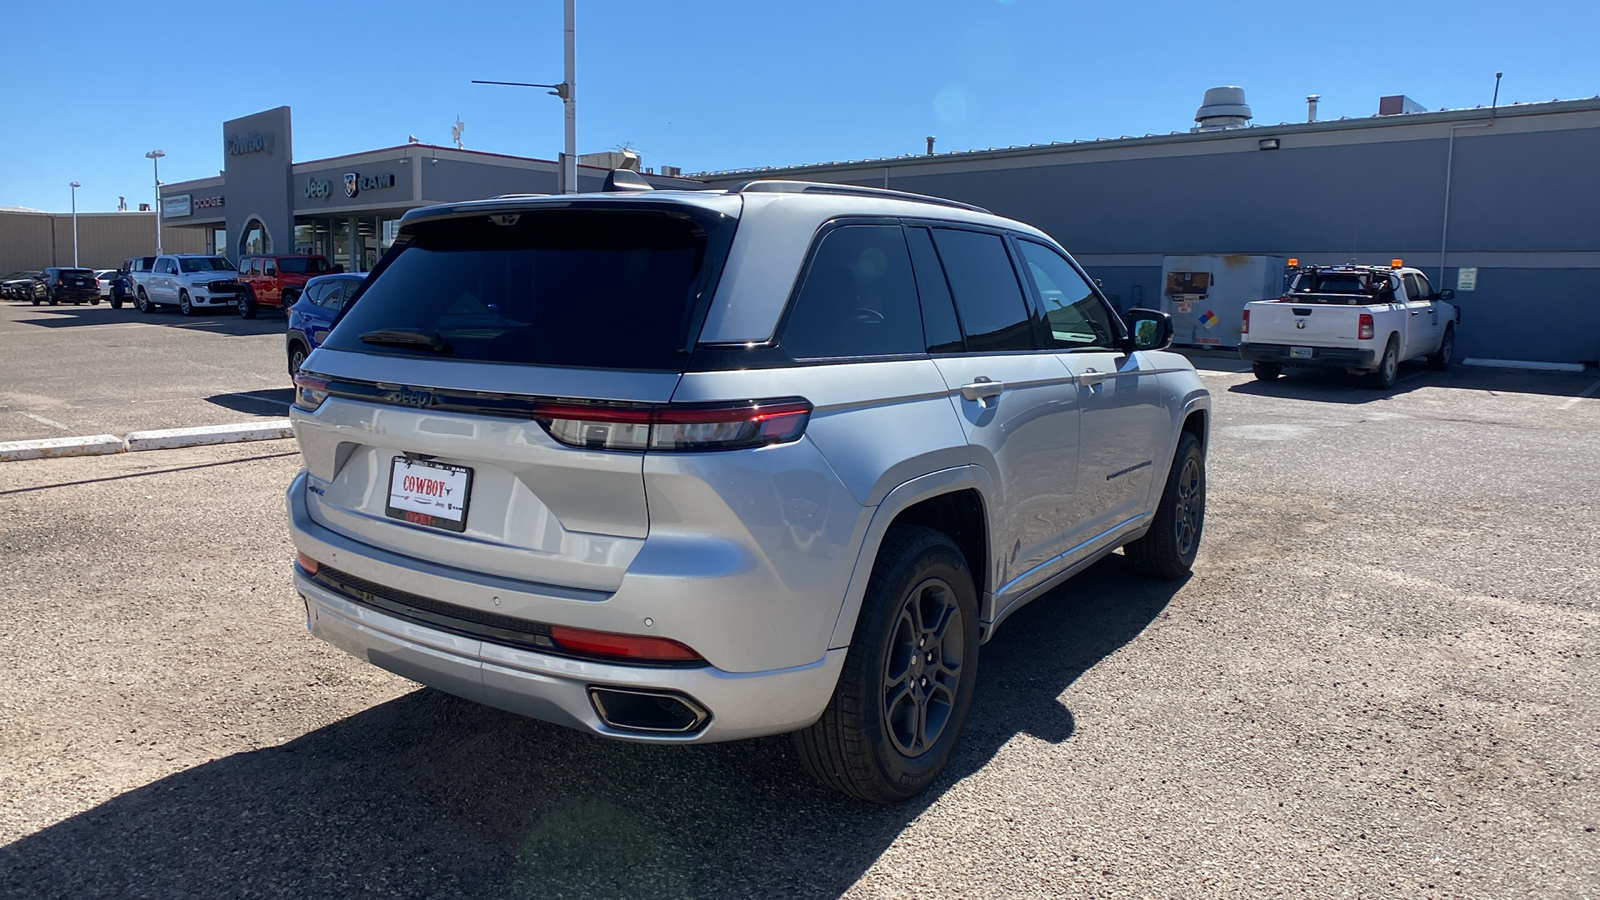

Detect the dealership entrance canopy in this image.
[158,106,699,271]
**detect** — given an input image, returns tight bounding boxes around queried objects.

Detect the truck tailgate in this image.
[1247,302,1359,346]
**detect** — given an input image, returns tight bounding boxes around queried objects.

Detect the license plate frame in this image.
[385,456,473,533]
[1289,346,1315,360]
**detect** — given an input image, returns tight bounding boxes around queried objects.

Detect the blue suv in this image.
[285,272,365,376]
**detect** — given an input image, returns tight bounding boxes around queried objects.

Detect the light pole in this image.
[145,149,165,254]
[69,182,80,267]
[471,0,577,193]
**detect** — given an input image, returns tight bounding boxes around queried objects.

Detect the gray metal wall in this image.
[704,111,1600,364]
[296,158,416,213]
[0,211,204,272]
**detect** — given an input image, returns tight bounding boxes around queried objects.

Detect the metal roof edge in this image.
[689,96,1600,179]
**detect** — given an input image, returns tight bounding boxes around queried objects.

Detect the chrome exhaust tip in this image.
[588,687,711,735]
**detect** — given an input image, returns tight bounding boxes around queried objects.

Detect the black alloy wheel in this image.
[238,288,258,319]
[794,525,979,804]
[288,344,307,378]
[1125,430,1206,579]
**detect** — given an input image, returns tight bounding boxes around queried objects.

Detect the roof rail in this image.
[727,180,990,214]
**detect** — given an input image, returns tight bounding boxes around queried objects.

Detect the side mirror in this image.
[1439,289,1455,302]
[1125,308,1174,352]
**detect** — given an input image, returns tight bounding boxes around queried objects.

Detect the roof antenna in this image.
[1490,72,1502,123]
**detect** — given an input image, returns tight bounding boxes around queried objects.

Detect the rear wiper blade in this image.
[359,328,453,354]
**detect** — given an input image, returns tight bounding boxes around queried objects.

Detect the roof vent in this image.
[1193,86,1253,132]
[1378,95,1426,116]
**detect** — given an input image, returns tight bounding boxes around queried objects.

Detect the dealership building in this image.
[158,106,700,273]
[697,91,1600,366]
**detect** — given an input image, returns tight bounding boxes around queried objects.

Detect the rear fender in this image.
[825,465,996,650]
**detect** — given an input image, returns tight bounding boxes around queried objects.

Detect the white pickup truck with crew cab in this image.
[1238,261,1459,388]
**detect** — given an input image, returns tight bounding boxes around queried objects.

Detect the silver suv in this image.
[287,180,1210,802]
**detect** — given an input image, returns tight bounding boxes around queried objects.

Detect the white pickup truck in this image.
[1238,262,1460,388]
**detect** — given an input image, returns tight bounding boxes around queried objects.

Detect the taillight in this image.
[1241,309,1250,334]
[532,398,812,453]
[1358,313,1374,340]
[292,372,329,411]
[548,624,703,663]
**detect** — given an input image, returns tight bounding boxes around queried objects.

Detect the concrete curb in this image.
[0,420,294,462]
[0,434,127,462]
[124,420,294,452]
[1462,358,1586,373]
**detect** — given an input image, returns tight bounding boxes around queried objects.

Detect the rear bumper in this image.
[287,472,849,742]
[53,288,98,302]
[1239,342,1377,369]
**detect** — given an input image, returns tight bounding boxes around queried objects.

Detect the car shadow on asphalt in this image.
[0,556,1179,900]
[1226,363,1596,403]
[206,388,294,417]
[10,304,287,337]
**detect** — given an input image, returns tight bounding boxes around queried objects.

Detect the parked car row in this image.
[6,254,345,319]
[0,267,104,305]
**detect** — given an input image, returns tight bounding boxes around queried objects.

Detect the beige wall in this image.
[0,211,205,272]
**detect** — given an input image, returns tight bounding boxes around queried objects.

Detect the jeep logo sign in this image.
[226,131,275,156]
[342,172,396,199]
[304,178,331,200]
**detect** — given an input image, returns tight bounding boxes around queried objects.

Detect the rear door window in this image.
[322,208,734,371]
[930,228,1035,352]
[904,226,963,353]
[779,224,924,359]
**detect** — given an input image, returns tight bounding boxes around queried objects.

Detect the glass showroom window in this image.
[239,218,272,256]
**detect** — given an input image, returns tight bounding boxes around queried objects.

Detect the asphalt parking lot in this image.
[1,322,1598,897]
[0,301,291,443]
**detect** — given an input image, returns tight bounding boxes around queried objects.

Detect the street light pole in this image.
[470,0,577,194]
[145,149,165,254]
[562,0,576,194]
[69,182,80,267]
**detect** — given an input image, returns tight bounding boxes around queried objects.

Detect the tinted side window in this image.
[904,226,963,353]
[1017,240,1118,350]
[930,228,1034,352]
[780,224,924,359]
[1413,272,1434,299]
[307,282,338,308]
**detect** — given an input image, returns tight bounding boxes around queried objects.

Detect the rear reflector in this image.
[549,625,703,663]
[295,551,319,575]
[532,398,811,453]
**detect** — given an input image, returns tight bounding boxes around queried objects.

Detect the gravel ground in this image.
[0,300,290,442]
[1,360,1597,898]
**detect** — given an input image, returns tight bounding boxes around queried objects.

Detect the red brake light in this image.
[548,625,703,663]
[1241,309,1250,334]
[292,372,329,411]
[1358,313,1375,340]
[532,398,812,452]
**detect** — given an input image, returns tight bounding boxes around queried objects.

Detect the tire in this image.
[1125,431,1206,580]
[90,296,101,305]
[110,294,123,310]
[288,342,308,377]
[1370,336,1400,389]
[178,290,194,317]
[238,288,258,319]
[793,525,980,804]
[136,289,153,314]
[48,291,59,306]
[1251,362,1282,381]
[31,296,40,306]
[1427,324,1454,371]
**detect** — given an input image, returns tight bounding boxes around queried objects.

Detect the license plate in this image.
[386,456,472,532]
[1289,346,1314,359]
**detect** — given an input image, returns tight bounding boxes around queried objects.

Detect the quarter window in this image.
[780,224,924,359]
[929,228,1034,352]
[1017,240,1118,350]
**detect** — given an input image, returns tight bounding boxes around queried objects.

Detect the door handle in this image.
[959,377,1004,401]
[1410,310,1421,316]
[1078,368,1107,387]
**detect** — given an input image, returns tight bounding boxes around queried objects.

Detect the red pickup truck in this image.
[235,254,337,318]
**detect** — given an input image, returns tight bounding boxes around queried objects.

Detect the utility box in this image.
[1160,254,1287,348]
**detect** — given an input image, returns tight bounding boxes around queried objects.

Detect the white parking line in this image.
[1560,378,1600,410]
[21,412,71,432]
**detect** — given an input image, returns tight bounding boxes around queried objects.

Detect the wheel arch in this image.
[826,467,996,651]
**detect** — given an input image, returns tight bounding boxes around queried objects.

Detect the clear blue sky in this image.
[2,0,1595,211]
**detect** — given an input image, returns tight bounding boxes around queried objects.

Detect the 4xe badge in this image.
[343,173,360,198]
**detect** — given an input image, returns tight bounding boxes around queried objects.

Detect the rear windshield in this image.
[322,208,734,371]
[1291,272,1389,294]
[278,257,330,274]
[179,257,235,273]
[61,268,94,277]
